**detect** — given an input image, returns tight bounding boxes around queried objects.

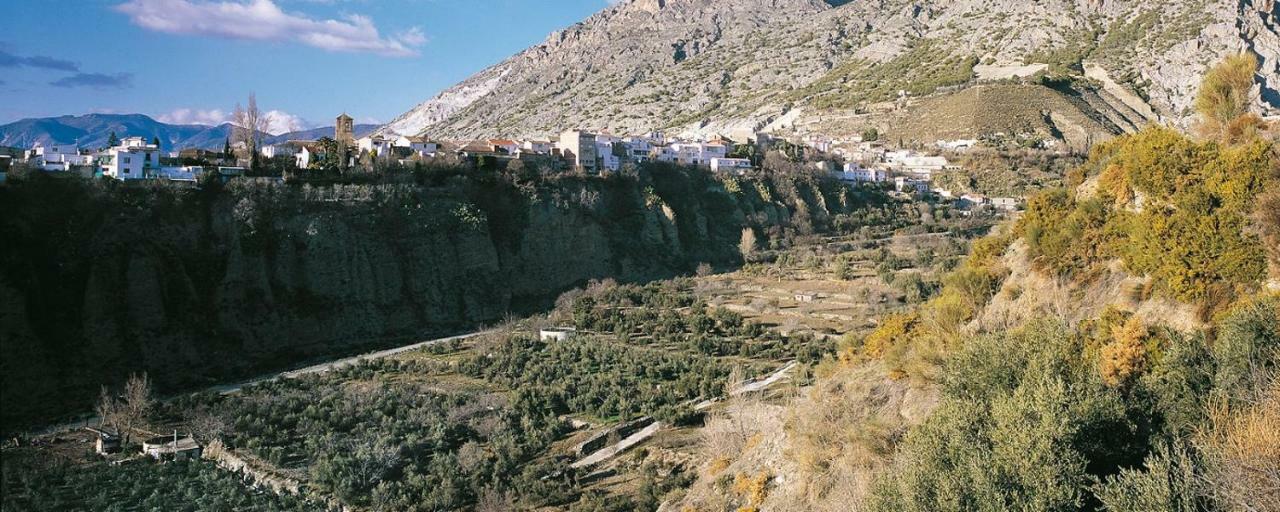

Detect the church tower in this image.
[335,113,354,147]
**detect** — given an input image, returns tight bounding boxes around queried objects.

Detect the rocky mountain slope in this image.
[0,114,375,151]
[381,0,1279,143]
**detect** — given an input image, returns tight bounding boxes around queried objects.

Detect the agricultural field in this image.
[1,212,997,512]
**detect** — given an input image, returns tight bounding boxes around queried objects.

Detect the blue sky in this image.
[0,0,609,132]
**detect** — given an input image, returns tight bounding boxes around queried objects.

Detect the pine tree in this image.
[223,138,232,160]
[107,131,120,147]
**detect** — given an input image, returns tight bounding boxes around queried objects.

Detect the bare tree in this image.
[95,385,119,433]
[119,373,153,444]
[232,93,268,168]
[740,227,758,261]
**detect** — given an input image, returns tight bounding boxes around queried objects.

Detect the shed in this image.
[142,433,202,461]
[539,327,577,342]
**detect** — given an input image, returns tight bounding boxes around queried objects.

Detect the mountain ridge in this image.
[0,114,376,151]
[379,0,1279,143]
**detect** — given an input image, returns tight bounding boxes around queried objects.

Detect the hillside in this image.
[669,59,1280,511]
[380,0,1279,143]
[0,113,376,151]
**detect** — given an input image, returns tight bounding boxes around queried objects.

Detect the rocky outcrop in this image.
[380,0,1279,141]
[0,170,866,430]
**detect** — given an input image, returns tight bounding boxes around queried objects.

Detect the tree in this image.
[93,373,152,444]
[119,373,152,444]
[95,386,120,433]
[232,93,268,170]
[107,131,120,148]
[862,127,880,142]
[223,137,233,160]
[150,136,161,148]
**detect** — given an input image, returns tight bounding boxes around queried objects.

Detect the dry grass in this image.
[1199,373,1280,512]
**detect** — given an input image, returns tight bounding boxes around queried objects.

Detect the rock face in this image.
[380,0,1279,141]
[0,170,867,429]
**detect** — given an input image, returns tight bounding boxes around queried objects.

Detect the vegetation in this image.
[869,294,1279,511]
[2,456,313,511]
[1021,126,1275,305]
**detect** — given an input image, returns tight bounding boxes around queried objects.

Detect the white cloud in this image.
[156,108,231,125]
[261,109,311,134]
[115,0,425,57]
[156,107,313,134]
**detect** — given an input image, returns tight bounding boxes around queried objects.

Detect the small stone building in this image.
[539,327,576,342]
[142,434,202,461]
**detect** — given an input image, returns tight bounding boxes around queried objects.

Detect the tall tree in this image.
[232,93,268,169]
[150,136,161,147]
[223,138,233,160]
[107,131,120,148]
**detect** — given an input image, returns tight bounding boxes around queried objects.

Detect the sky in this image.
[0,0,610,133]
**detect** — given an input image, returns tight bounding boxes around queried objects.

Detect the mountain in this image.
[380,0,1279,144]
[0,113,376,151]
[262,124,377,145]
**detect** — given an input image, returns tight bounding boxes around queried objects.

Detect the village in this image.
[0,112,1027,211]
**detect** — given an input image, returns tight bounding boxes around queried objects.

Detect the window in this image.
[124,157,131,164]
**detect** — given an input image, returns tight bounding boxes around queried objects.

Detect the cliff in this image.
[0,167,876,430]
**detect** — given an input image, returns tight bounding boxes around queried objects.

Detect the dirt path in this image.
[571,421,664,469]
[27,330,491,438]
[573,361,800,469]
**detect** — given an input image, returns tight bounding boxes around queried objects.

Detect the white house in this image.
[295,142,323,169]
[101,137,160,180]
[356,135,395,157]
[157,166,202,182]
[621,137,653,162]
[30,142,92,171]
[895,176,930,194]
[838,163,887,183]
[960,193,988,207]
[991,197,1019,211]
[650,144,677,163]
[709,157,753,174]
[521,140,553,154]
[936,139,978,151]
[596,140,620,171]
[669,141,727,167]
[261,143,300,159]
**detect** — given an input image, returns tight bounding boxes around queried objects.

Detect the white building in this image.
[30,142,93,171]
[522,140,553,154]
[356,135,395,156]
[650,144,677,163]
[710,157,753,174]
[596,140,620,171]
[991,197,1019,211]
[622,137,653,163]
[156,166,202,182]
[895,176,930,194]
[295,142,322,169]
[668,141,728,167]
[101,137,161,180]
[936,139,978,151]
[261,143,299,159]
[838,163,887,183]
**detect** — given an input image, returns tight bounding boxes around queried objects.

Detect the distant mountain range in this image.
[0,114,376,151]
